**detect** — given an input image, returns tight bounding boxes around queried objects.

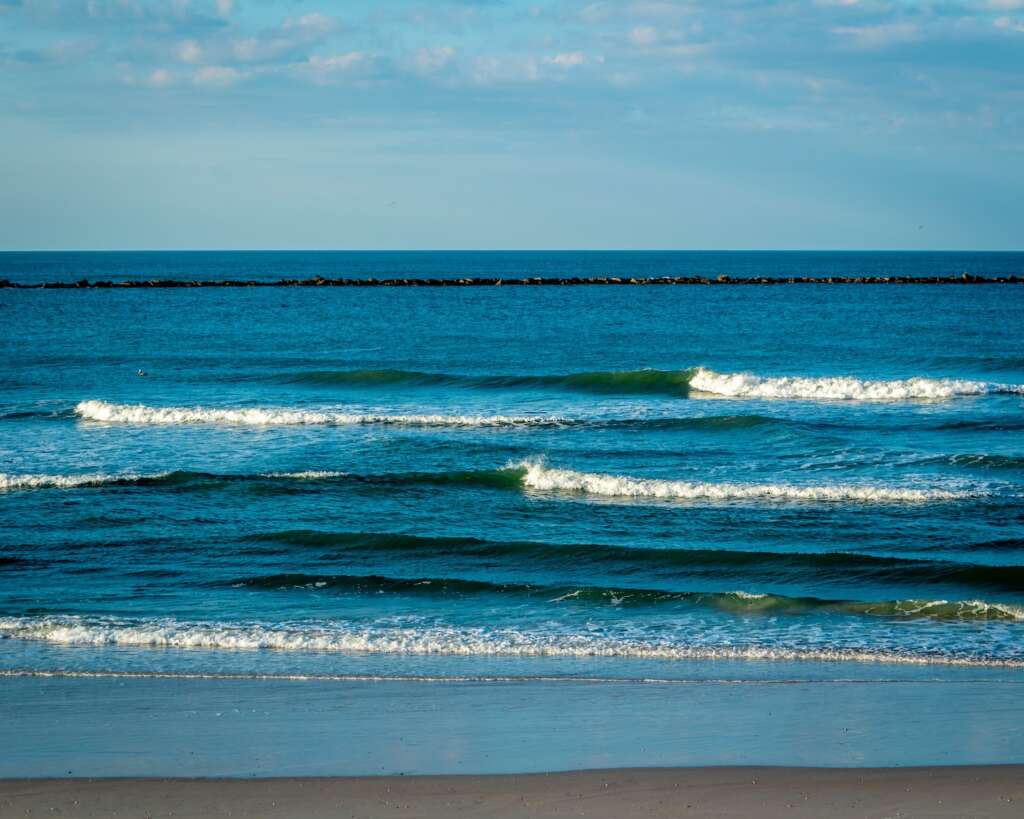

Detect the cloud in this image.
[177,39,202,63]
[227,12,339,64]
[281,12,337,37]
[467,54,542,84]
[192,64,242,86]
[994,15,1024,30]
[628,2,695,18]
[300,51,375,84]
[414,46,455,74]
[832,22,919,49]
[579,3,610,24]
[145,67,172,86]
[543,51,587,68]
[629,25,660,46]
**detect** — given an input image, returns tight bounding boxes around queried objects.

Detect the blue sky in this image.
[1,0,1022,249]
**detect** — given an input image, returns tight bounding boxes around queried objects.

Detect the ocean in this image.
[2,251,1023,694]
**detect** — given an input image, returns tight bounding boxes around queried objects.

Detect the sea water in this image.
[2,252,1023,687]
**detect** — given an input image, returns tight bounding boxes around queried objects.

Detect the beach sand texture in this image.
[2,768,1023,819]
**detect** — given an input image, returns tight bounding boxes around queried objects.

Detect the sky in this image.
[1,0,1022,250]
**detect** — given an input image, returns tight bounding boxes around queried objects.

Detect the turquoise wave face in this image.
[1,252,1024,678]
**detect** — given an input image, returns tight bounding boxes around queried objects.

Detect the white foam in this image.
[262,470,349,480]
[0,472,128,490]
[0,615,1019,668]
[689,368,1024,401]
[75,400,565,428]
[516,461,964,503]
[0,470,344,491]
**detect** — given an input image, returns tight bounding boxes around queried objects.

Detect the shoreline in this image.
[3,767,1022,818]
[4,674,1022,777]
[2,273,1022,287]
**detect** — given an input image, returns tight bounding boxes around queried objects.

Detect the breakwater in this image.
[1,273,1021,288]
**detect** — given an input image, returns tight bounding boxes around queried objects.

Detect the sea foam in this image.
[0,463,972,504]
[689,368,1024,401]
[75,400,565,427]
[0,473,124,490]
[515,461,965,503]
[1,615,1020,668]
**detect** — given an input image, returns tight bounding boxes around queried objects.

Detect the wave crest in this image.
[1,615,1020,667]
[515,462,965,503]
[75,400,565,428]
[690,368,1024,401]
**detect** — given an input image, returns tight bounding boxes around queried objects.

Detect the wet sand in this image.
[2,767,1022,818]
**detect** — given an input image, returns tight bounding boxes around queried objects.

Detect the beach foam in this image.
[1,615,1019,667]
[0,463,972,504]
[75,400,566,428]
[689,368,1024,401]
[0,472,128,490]
[515,461,965,503]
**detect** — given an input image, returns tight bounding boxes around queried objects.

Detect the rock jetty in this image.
[0,273,1020,288]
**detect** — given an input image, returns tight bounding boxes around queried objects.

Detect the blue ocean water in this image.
[1,251,1023,684]
[3,249,1023,283]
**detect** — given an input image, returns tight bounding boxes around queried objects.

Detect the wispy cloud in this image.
[1,0,1022,250]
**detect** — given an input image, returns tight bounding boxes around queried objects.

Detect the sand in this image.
[2,767,1022,818]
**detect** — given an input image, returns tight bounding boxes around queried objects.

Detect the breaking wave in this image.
[1,615,1020,667]
[0,463,970,504]
[514,462,966,503]
[74,400,565,428]
[689,368,1024,401]
[280,367,1024,402]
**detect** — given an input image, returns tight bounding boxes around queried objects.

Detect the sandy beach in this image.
[2,767,1022,818]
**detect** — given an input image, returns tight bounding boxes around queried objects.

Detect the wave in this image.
[689,368,1024,401]
[281,367,1024,402]
[514,462,966,503]
[249,530,1024,592]
[0,463,968,504]
[285,368,696,396]
[74,399,789,432]
[0,472,131,490]
[1,615,1020,667]
[929,453,1024,471]
[6,670,1002,684]
[75,400,566,428]
[218,570,1024,621]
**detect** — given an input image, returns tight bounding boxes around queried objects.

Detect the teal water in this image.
[2,252,1023,684]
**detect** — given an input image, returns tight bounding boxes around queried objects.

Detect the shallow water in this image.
[1,252,1023,682]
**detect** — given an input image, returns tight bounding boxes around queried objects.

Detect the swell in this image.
[0,463,970,504]
[923,453,1024,471]
[1,615,1020,667]
[280,367,1024,401]
[249,530,1024,592]
[284,368,696,397]
[219,570,1024,621]
[74,400,566,428]
[0,468,521,492]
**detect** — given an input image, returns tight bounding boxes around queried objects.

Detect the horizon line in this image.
[2,248,1023,254]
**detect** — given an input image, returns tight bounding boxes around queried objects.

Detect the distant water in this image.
[1,251,1023,683]
[2,249,1023,283]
